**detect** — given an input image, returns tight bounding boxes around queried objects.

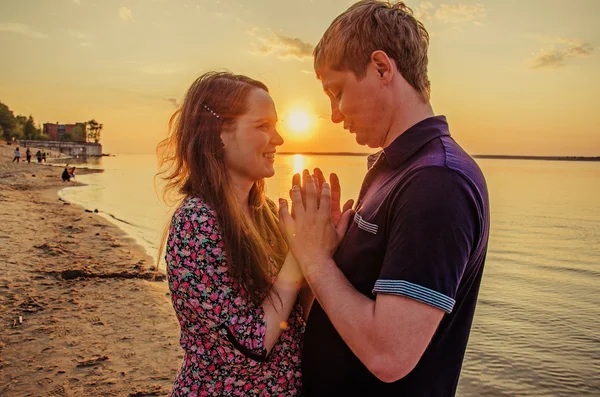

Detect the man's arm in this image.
[303,257,444,382]
[280,168,476,382]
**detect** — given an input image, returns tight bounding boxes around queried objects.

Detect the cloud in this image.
[414,1,435,21]
[435,4,486,24]
[67,29,89,40]
[163,98,179,108]
[414,2,486,25]
[212,11,242,23]
[530,38,595,69]
[119,6,133,21]
[0,23,48,39]
[251,32,313,60]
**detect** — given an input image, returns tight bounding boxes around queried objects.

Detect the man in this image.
[279,1,490,396]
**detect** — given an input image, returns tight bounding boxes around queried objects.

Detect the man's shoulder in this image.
[408,135,487,196]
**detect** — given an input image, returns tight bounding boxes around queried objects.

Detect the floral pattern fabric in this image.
[167,196,304,396]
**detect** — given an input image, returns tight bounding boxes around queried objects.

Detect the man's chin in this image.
[354,133,368,146]
[355,134,379,149]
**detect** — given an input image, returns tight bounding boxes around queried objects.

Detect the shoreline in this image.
[56,186,165,273]
[0,145,181,396]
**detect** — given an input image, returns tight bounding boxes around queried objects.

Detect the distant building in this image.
[43,122,87,142]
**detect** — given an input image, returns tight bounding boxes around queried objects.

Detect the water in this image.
[60,153,600,396]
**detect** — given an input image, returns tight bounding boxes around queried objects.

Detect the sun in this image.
[286,110,312,134]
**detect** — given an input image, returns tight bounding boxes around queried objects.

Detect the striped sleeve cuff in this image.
[373,280,456,313]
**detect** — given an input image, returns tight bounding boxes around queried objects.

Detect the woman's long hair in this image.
[156,71,287,304]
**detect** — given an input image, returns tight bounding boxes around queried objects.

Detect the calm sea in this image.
[59,153,600,396]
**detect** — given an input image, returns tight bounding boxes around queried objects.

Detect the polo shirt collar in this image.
[382,115,450,169]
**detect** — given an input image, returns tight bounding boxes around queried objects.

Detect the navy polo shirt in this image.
[303,116,490,397]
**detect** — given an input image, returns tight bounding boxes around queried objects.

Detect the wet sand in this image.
[0,143,181,396]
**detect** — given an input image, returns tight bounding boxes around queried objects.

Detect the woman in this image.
[157,71,305,396]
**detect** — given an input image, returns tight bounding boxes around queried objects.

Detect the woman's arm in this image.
[261,252,303,353]
[299,283,315,321]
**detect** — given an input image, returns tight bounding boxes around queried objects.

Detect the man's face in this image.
[318,65,390,149]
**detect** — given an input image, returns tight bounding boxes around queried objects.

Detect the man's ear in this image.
[370,50,394,84]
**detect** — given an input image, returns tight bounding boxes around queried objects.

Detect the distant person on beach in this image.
[41,151,47,162]
[278,2,491,397]
[36,150,42,163]
[157,72,321,396]
[25,148,32,163]
[69,167,76,181]
[61,165,71,182]
[12,147,20,163]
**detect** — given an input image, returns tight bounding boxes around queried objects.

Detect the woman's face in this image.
[220,88,284,185]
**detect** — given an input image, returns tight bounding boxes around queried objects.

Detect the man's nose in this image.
[331,105,343,124]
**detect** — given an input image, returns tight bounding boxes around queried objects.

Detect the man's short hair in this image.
[314,0,431,102]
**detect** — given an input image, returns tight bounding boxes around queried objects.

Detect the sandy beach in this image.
[0,144,181,396]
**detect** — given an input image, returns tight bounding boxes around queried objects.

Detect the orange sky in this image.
[1,0,598,155]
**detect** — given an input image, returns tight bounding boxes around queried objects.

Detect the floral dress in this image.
[166,196,304,396]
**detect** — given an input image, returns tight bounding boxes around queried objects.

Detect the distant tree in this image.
[36,123,48,140]
[13,115,26,139]
[61,132,73,141]
[86,119,103,143]
[23,116,38,140]
[71,124,86,142]
[0,102,16,140]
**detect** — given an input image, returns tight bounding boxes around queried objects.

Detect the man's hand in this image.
[313,168,354,226]
[280,172,353,277]
[289,168,354,226]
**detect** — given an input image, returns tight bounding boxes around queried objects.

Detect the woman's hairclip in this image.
[202,103,221,120]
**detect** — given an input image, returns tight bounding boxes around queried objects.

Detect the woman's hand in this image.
[289,168,354,227]
[279,172,354,278]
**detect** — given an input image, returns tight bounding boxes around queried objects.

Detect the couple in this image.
[158,1,490,396]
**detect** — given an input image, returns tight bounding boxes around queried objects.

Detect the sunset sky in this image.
[1,0,598,155]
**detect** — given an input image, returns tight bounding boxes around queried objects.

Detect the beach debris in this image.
[85,209,93,213]
[56,269,166,282]
[19,295,46,312]
[76,355,109,367]
[128,385,164,396]
[94,209,99,213]
[12,316,23,328]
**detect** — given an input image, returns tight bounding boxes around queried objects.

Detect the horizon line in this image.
[277,152,600,161]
